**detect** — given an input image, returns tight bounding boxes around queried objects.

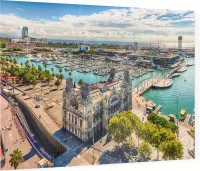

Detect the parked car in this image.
[35,104,40,108]
[14,102,18,106]
[34,95,41,101]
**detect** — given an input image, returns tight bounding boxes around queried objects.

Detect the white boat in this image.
[157,66,165,71]
[25,54,32,58]
[171,73,181,77]
[37,54,42,58]
[177,66,187,73]
[187,62,195,66]
[45,61,52,65]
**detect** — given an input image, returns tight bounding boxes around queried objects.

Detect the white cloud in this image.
[0,8,195,43]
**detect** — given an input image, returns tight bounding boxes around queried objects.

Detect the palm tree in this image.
[44,63,47,71]
[46,74,52,85]
[25,60,29,67]
[38,65,42,72]
[13,58,17,65]
[51,67,54,75]
[12,79,16,93]
[39,73,45,94]
[31,78,37,89]
[59,68,62,74]
[69,71,72,77]
[59,74,64,82]
[78,79,84,86]
[54,79,61,90]
[9,149,23,170]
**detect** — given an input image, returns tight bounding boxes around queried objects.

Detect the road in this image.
[0,95,40,170]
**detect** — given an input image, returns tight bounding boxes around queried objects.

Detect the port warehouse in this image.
[1,90,67,164]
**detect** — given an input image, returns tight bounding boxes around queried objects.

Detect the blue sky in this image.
[0,0,195,42]
[1,1,125,20]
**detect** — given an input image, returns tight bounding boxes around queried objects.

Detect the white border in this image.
[3,0,200,171]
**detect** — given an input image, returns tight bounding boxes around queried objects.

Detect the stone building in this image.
[62,69,132,142]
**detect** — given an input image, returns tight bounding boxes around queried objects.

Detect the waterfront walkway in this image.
[132,66,182,96]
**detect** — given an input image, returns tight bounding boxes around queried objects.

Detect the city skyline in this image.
[0,1,195,43]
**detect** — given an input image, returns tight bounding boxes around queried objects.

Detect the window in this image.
[72,115,74,123]
[75,117,77,125]
[69,113,71,121]
[80,119,83,128]
[75,128,77,135]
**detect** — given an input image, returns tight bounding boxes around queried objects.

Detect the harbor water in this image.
[143,58,195,116]
[10,56,195,116]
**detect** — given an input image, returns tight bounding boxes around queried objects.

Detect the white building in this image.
[78,45,90,52]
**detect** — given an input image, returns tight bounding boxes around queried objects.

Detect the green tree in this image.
[78,79,84,86]
[43,63,47,71]
[31,77,37,89]
[69,71,72,77]
[123,111,143,146]
[46,74,53,85]
[107,112,133,144]
[59,68,62,74]
[142,122,157,144]
[138,142,152,159]
[147,113,178,133]
[12,79,16,93]
[38,65,42,72]
[24,73,32,84]
[51,67,54,74]
[25,60,29,67]
[151,128,176,159]
[9,149,23,169]
[59,74,64,82]
[54,79,61,90]
[39,73,45,94]
[13,58,17,65]
[4,72,11,79]
[159,140,183,160]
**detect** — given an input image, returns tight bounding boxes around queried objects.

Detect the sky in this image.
[0,1,195,43]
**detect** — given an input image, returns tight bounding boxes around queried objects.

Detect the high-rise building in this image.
[178,36,183,55]
[22,26,28,39]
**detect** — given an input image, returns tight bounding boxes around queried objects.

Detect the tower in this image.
[178,36,183,55]
[121,70,132,110]
[22,26,28,39]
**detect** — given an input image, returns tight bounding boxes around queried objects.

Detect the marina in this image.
[7,55,195,118]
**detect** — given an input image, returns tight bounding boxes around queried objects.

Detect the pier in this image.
[184,114,191,125]
[153,105,162,113]
[132,65,183,95]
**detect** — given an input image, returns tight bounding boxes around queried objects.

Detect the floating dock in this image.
[153,105,162,113]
